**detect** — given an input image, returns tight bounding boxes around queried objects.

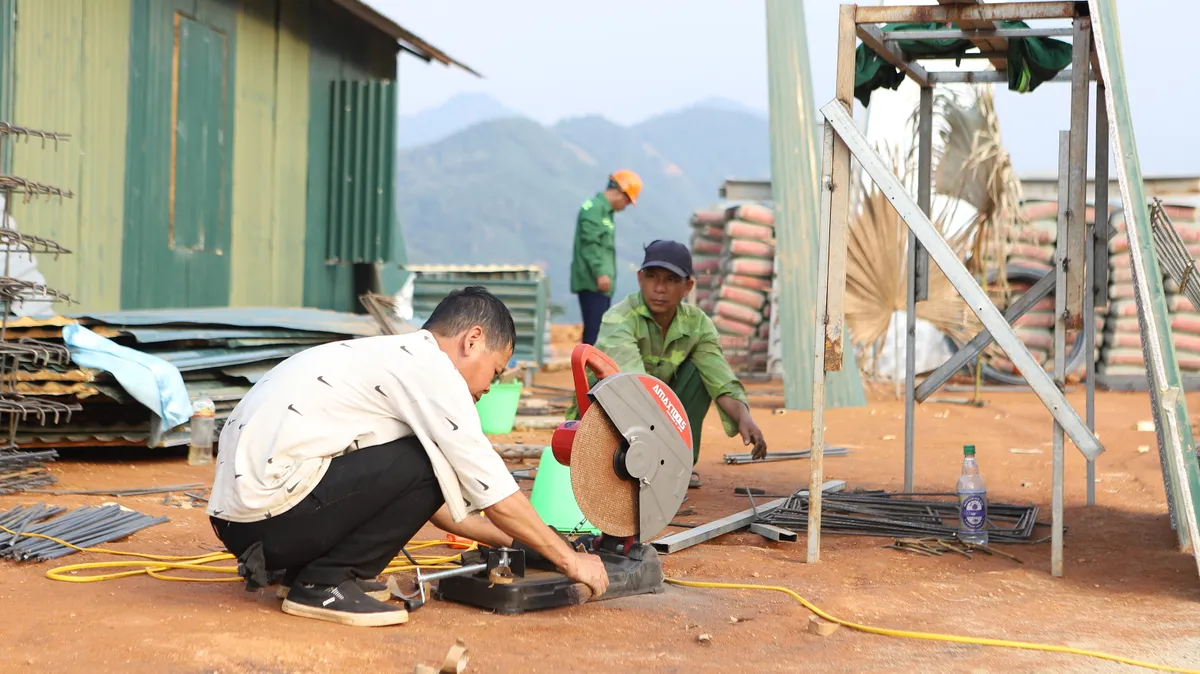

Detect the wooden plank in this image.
[808,123,836,564]
[1065,17,1093,328]
[855,23,930,87]
[824,5,856,372]
[937,0,1008,71]
[856,2,1078,24]
[1052,131,1070,578]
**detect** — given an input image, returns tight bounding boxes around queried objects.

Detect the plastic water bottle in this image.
[187,394,216,466]
[956,444,988,545]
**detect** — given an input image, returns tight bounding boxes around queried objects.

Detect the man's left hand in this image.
[738,416,767,460]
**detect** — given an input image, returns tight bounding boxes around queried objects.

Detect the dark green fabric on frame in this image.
[853,21,1073,107]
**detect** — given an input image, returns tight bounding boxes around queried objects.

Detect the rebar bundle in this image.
[757,490,1045,544]
[0,503,167,562]
[0,450,57,494]
[0,118,80,487]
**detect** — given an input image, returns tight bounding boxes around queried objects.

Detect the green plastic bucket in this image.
[475,381,524,434]
[529,447,600,534]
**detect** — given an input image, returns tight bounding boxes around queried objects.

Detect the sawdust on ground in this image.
[1,336,1198,672]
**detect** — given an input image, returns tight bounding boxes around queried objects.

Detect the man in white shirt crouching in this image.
[207,286,608,626]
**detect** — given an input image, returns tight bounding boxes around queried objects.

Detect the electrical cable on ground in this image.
[5,523,1191,673]
[0,524,475,583]
[665,579,1197,674]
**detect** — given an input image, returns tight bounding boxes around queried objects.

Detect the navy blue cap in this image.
[640,240,693,279]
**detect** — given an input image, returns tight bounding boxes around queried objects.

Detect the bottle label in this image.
[960,494,986,532]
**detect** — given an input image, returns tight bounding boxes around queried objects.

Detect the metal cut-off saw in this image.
[433,344,693,614]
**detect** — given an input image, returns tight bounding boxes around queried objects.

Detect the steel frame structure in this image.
[806,1,1112,578]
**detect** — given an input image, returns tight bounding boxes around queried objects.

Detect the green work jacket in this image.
[569,193,616,296]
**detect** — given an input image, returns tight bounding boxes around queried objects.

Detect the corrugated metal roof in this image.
[407,264,544,275]
[334,0,481,77]
[70,307,380,336]
[150,344,310,372]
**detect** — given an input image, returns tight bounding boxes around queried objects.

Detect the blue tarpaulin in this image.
[62,324,192,429]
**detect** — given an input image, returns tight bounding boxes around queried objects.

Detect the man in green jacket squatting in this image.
[570,240,768,488]
[570,169,643,346]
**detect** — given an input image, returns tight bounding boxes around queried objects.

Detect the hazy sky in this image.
[367,0,1197,175]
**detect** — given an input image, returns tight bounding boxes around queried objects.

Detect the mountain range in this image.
[395,94,771,321]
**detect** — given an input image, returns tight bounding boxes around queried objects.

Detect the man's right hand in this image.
[561,551,609,598]
[596,275,612,293]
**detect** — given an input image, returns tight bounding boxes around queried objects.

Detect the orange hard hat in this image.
[609,169,643,205]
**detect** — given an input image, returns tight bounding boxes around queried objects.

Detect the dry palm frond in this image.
[845,149,980,379]
[908,85,1025,299]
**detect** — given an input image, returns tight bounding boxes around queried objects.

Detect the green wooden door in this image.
[122,0,235,309]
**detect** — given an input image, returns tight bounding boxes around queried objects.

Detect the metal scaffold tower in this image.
[796,0,1200,581]
[0,118,80,489]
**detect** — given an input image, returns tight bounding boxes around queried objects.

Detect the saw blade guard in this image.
[582,372,693,542]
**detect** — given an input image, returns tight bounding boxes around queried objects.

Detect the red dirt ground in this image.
[2,365,1199,673]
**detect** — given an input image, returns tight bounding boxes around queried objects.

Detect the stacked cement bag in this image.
[688,204,776,372]
[985,201,1102,380]
[1101,203,1200,375]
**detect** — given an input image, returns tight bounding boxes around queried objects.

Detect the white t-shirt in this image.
[206,330,519,524]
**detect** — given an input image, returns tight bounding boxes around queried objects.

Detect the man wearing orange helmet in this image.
[570,169,643,345]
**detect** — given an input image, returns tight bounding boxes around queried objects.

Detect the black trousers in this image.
[210,436,444,587]
[578,290,612,346]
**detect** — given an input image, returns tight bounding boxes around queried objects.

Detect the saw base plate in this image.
[436,545,664,615]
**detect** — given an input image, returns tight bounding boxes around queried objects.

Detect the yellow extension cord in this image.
[2,525,1193,673]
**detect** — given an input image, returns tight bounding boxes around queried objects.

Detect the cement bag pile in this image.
[1101,203,1200,376]
[983,201,1101,382]
[688,204,776,372]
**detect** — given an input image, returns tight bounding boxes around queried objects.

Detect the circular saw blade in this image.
[570,404,638,536]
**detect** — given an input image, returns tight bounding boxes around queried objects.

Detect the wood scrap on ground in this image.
[885,537,1023,564]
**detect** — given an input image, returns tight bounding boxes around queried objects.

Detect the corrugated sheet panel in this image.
[303,0,396,311]
[71,306,380,336]
[0,0,13,174]
[406,264,545,274]
[327,79,395,265]
[410,270,549,366]
[229,0,309,308]
[271,0,311,306]
[229,0,279,306]
[10,0,132,312]
[122,0,237,309]
[764,0,864,410]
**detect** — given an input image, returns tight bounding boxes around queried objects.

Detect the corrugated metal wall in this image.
[0,0,14,174]
[303,0,397,312]
[122,0,238,310]
[229,0,310,307]
[4,0,399,313]
[8,0,131,311]
[408,266,550,366]
[326,79,395,265]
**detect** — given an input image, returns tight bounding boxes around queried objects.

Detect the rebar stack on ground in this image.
[0,449,57,494]
[724,447,851,465]
[0,119,79,485]
[0,503,167,562]
[757,490,1045,544]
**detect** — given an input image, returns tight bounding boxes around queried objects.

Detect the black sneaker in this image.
[277,577,390,601]
[281,580,408,627]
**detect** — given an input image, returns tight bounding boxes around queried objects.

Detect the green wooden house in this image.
[0,0,473,312]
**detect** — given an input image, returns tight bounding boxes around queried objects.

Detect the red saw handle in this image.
[571,344,619,417]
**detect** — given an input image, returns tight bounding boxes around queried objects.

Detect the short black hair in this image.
[423,286,516,353]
